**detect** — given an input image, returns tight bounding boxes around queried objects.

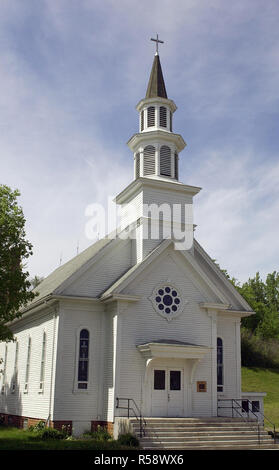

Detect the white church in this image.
[0,41,272,448]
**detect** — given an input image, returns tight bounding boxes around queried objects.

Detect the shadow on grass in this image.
[0,426,136,451]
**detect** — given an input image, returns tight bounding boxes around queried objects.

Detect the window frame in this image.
[160,145,172,177]
[74,327,91,393]
[217,337,224,393]
[39,332,47,393]
[143,145,156,176]
[24,337,32,393]
[147,106,155,127]
[159,106,167,128]
[1,344,8,394]
[11,341,19,393]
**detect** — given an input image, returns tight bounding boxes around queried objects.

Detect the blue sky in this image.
[1,0,279,283]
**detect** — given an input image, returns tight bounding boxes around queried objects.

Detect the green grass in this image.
[0,427,136,450]
[242,367,279,429]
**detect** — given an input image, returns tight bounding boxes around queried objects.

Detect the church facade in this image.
[0,50,263,437]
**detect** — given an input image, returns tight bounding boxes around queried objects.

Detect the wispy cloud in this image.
[0,0,278,282]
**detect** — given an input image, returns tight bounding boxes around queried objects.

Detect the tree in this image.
[213,259,279,339]
[0,185,37,341]
[29,275,44,290]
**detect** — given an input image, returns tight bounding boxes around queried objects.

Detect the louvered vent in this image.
[140,110,144,131]
[174,151,178,180]
[143,146,155,175]
[160,146,171,177]
[147,106,155,127]
[159,106,167,127]
[135,153,140,178]
[170,112,173,132]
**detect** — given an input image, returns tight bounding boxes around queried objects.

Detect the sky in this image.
[0,0,279,284]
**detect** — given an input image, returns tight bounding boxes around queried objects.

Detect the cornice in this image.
[115,177,201,205]
[199,302,255,318]
[136,97,177,113]
[127,130,186,153]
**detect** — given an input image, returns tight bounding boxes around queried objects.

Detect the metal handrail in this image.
[116,397,146,438]
[218,398,276,445]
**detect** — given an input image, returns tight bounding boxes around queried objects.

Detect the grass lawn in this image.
[0,426,136,450]
[242,367,279,429]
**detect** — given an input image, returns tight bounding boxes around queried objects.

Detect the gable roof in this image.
[101,237,253,314]
[30,237,113,306]
[193,239,252,311]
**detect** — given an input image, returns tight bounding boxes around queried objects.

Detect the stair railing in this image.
[218,398,276,445]
[116,397,146,438]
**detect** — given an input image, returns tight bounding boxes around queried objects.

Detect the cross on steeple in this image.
[151,34,164,55]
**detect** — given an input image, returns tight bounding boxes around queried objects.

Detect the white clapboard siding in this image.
[0,309,59,421]
[119,190,143,228]
[217,317,241,398]
[114,247,216,418]
[194,246,244,310]
[52,300,105,423]
[61,238,133,298]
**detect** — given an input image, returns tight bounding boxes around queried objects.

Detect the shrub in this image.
[29,420,46,432]
[36,427,65,440]
[82,426,111,441]
[117,433,139,447]
[241,328,279,368]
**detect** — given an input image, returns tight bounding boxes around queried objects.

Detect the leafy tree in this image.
[239,272,268,332]
[214,260,279,340]
[29,275,44,290]
[0,185,36,341]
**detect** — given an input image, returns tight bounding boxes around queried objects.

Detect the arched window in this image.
[1,344,7,394]
[160,145,171,177]
[25,337,31,392]
[174,151,178,180]
[12,341,19,393]
[39,332,46,391]
[217,337,223,392]
[140,110,144,131]
[159,106,167,127]
[170,111,173,132]
[147,106,155,127]
[143,145,155,176]
[78,329,89,389]
[135,153,140,179]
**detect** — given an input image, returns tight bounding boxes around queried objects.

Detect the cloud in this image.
[0,0,278,283]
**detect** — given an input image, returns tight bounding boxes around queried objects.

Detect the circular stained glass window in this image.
[154,286,182,316]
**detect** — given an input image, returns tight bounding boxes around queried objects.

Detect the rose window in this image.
[154,286,181,315]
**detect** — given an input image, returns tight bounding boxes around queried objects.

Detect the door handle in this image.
[168,393,170,402]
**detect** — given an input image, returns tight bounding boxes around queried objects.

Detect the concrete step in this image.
[141,434,270,444]
[130,417,276,450]
[143,444,279,450]
[133,425,264,432]
[130,418,257,427]
[132,421,260,428]
[141,438,274,446]
[140,430,269,436]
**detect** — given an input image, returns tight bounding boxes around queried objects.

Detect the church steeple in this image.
[127,46,186,182]
[116,42,201,262]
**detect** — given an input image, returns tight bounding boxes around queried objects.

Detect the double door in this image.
[151,367,184,417]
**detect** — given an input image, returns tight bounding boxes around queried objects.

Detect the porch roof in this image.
[137,340,211,360]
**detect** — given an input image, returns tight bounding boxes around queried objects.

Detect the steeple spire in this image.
[145,54,168,99]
